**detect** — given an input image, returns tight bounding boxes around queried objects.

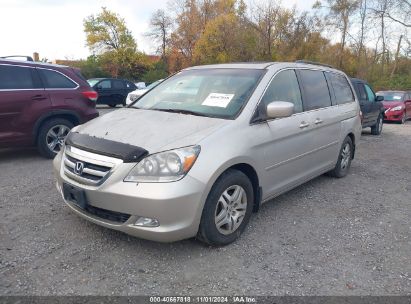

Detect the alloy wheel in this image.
[46,125,70,153]
[378,116,383,133]
[340,143,351,170]
[214,185,247,235]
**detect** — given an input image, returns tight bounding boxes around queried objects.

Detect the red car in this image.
[377,91,411,124]
[0,58,99,158]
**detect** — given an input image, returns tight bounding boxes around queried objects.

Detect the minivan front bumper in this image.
[53,151,206,242]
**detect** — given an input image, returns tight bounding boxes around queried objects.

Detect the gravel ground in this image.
[0,108,410,296]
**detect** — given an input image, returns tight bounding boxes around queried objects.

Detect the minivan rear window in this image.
[0,65,35,90]
[38,69,77,89]
[298,70,332,111]
[328,73,354,104]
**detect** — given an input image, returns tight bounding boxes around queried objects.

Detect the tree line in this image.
[77,0,410,90]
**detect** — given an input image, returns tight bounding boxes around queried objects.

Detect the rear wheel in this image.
[328,136,353,178]
[37,118,74,159]
[371,114,383,135]
[197,169,254,246]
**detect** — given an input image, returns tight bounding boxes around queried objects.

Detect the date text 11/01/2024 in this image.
[149,296,257,303]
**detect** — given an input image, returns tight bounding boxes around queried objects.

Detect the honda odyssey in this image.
[53,62,362,245]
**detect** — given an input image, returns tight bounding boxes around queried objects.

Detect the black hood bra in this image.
[65,132,148,163]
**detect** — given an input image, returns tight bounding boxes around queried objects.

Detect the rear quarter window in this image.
[298,70,332,111]
[328,73,354,104]
[0,65,36,89]
[38,68,77,89]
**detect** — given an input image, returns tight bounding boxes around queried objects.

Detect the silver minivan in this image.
[53,62,362,245]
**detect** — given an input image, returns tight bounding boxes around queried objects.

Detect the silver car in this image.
[53,62,361,245]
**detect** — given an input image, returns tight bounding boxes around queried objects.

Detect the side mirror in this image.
[266,101,294,119]
[375,95,384,102]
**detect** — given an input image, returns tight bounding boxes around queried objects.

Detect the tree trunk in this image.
[390,35,403,77]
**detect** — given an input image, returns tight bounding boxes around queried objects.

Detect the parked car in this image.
[135,82,146,89]
[53,61,361,245]
[0,58,99,158]
[350,78,384,135]
[126,79,163,105]
[87,78,136,107]
[376,91,411,124]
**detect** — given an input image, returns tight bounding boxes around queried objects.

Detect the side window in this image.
[364,84,375,102]
[112,80,125,89]
[298,70,332,111]
[39,69,77,89]
[98,80,111,89]
[261,70,303,113]
[0,65,35,89]
[328,73,354,104]
[126,81,136,89]
[356,83,367,100]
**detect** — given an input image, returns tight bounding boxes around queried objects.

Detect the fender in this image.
[32,109,81,140]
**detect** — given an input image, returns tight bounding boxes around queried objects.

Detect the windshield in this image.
[87,79,100,87]
[146,79,163,90]
[377,92,404,102]
[132,69,265,119]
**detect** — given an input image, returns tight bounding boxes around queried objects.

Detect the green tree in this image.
[84,7,136,53]
[83,7,145,79]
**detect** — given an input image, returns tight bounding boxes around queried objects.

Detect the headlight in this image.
[124,146,200,183]
[390,106,403,111]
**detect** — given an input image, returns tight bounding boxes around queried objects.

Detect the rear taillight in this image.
[82,91,98,102]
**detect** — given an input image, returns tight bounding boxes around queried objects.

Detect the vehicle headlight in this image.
[129,94,139,102]
[390,106,403,111]
[124,146,200,183]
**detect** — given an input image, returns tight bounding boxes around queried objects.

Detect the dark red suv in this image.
[0,59,99,158]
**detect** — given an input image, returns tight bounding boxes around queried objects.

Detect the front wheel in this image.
[371,114,383,135]
[197,169,254,246]
[328,137,353,178]
[400,112,406,124]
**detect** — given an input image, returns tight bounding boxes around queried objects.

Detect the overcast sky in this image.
[0,0,317,60]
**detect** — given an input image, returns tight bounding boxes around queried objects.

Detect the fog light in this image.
[134,217,159,227]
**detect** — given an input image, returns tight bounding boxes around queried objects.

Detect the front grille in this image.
[84,204,131,223]
[63,145,122,186]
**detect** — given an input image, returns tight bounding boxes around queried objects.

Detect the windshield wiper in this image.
[153,108,209,117]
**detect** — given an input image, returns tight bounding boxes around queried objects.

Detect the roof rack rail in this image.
[0,55,34,62]
[295,60,334,68]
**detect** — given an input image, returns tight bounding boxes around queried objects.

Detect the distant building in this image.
[52,59,82,66]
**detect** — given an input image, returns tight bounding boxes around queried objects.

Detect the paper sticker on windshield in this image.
[393,95,402,100]
[202,93,234,108]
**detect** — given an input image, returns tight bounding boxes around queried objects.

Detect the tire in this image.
[108,104,116,108]
[37,118,74,159]
[197,169,254,246]
[400,112,406,124]
[371,114,383,135]
[328,136,353,178]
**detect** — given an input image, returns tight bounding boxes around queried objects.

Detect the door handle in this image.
[314,118,323,125]
[31,95,47,101]
[299,121,310,129]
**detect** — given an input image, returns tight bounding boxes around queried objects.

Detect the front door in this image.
[95,79,112,104]
[364,83,380,123]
